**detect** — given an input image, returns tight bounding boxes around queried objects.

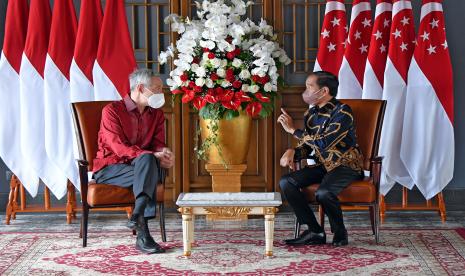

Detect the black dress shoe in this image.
[332,231,349,246]
[127,214,141,231]
[285,230,326,246]
[136,235,166,254]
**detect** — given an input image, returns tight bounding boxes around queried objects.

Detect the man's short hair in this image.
[309,71,339,97]
[129,68,154,91]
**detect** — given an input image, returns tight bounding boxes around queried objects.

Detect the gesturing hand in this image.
[277,108,296,134]
[280,149,295,170]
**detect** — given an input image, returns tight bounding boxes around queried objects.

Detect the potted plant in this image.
[159,0,291,167]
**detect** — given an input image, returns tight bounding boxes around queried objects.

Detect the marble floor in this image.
[1,210,464,234]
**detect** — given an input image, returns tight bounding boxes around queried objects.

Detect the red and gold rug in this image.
[1,228,465,275]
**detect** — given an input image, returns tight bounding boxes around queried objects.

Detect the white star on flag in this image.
[400,16,410,26]
[321,28,330,38]
[427,44,436,55]
[430,18,439,28]
[362,18,371,27]
[393,29,402,38]
[327,42,336,52]
[442,40,448,49]
[400,42,408,51]
[384,18,390,28]
[331,17,341,26]
[420,31,430,41]
[354,30,362,40]
[359,44,368,53]
[380,44,387,53]
[373,30,383,40]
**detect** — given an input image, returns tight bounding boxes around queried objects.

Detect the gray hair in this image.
[129,68,153,91]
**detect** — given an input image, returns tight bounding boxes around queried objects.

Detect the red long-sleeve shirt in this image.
[92,96,166,172]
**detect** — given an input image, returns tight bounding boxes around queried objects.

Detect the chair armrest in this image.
[76,159,90,206]
[370,156,383,196]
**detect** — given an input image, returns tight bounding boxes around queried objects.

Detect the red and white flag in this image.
[314,0,348,76]
[19,0,68,197]
[379,0,415,195]
[0,0,39,192]
[362,0,392,99]
[338,0,372,99]
[93,0,137,100]
[43,0,79,197]
[70,0,103,103]
[401,0,454,199]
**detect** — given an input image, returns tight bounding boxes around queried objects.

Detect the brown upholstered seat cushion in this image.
[302,177,376,203]
[87,181,165,207]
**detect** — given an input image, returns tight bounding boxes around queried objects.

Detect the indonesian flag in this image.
[362,0,392,99]
[379,0,415,195]
[19,0,68,197]
[70,0,103,103]
[337,0,372,99]
[0,0,39,192]
[314,0,348,76]
[43,0,79,196]
[401,0,454,199]
[93,0,137,100]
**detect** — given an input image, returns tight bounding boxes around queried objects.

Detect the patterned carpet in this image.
[1,226,465,275]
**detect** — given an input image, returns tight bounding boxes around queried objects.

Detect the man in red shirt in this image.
[93,69,174,254]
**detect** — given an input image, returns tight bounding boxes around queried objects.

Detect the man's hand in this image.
[154,147,174,168]
[280,149,295,170]
[277,108,296,134]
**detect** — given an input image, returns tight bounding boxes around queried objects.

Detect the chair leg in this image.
[374,203,380,244]
[319,205,325,228]
[294,217,301,239]
[82,206,89,247]
[159,203,167,242]
[369,206,375,235]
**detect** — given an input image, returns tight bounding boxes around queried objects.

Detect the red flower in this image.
[181,90,195,103]
[246,102,262,117]
[234,91,251,102]
[232,80,242,89]
[226,52,235,60]
[251,75,260,83]
[193,57,200,64]
[226,68,235,77]
[172,89,183,94]
[205,94,217,104]
[192,97,207,110]
[259,76,270,85]
[193,85,202,93]
[210,73,219,81]
[226,75,236,83]
[222,97,241,110]
[255,92,270,103]
[180,73,189,82]
[208,52,215,59]
[203,47,210,52]
[234,47,241,56]
[219,89,234,102]
[188,81,196,88]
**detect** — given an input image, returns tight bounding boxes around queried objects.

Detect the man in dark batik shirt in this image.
[277,71,364,247]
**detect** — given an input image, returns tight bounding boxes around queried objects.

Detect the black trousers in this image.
[93,153,160,219]
[279,165,363,235]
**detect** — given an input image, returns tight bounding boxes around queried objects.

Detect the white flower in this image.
[249,85,259,93]
[272,84,278,91]
[200,40,216,50]
[241,84,250,92]
[264,82,272,92]
[232,58,242,68]
[191,63,199,72]
[158,52,168,65]
[217,68,226,77]
[194,66,207,78]
[195,77,205,87]
[210,58,221,68]
[221,80,231,87]
[239,69,250,79]
[205,78,214,88]
[220,59,228,68]
[251,67,267,78]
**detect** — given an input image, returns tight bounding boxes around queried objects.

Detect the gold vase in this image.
[199,111,252,165]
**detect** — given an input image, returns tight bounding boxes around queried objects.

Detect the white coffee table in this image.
[176,192,282,257]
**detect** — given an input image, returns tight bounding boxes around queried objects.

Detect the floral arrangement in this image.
[159,0,291,161]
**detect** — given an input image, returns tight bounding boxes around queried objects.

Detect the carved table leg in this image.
[437,192,446,222]
[180,207,193,256]
[264,207,277,257]
[5,175,19,224]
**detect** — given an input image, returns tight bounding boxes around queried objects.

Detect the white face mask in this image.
[143,88,165,109]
